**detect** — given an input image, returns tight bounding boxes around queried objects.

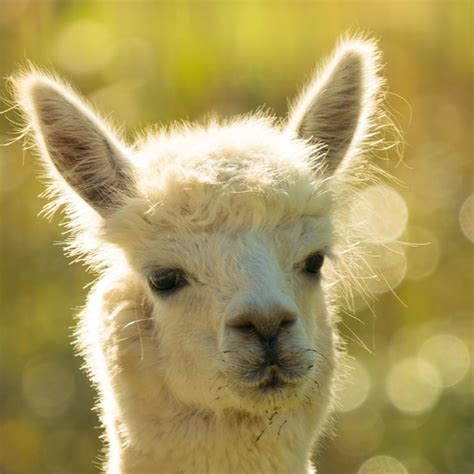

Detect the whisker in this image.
[277,419,288,437]
[303,348,333,368]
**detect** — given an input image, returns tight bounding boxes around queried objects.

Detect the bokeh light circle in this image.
[418,334,471,387]
[338,359,372,412]
[54,20,116,76]
[385,357,442,415]
[358,455,408,474]
[351,184,408,243]
[459,193,474,242]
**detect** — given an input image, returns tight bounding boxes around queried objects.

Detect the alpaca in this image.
[15,38,386,473]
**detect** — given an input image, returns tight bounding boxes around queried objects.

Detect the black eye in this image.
[148,269,186,294]
[303,252,325,276]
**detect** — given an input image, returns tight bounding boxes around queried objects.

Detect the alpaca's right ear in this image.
[15,73,134,215]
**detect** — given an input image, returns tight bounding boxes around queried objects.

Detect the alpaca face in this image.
[16,39,382,418]
[142,215,334,413]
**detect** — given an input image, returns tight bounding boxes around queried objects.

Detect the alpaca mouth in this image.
[254,364,297,392]
[258,372,286,391]
[221,349,314,403]
[235,367,305,408]
[236,359,307,390]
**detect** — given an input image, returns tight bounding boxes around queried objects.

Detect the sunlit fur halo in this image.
[12,36,398,474]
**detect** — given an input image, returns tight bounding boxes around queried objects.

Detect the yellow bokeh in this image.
[358,455,407,474]
[385,357,442,415]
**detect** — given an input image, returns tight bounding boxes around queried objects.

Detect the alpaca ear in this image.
[287,40,381,175]
[16,74,134,215]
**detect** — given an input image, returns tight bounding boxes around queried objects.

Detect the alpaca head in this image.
[15,39,382,416]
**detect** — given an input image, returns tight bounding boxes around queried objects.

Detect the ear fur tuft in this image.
[287,38,383,175]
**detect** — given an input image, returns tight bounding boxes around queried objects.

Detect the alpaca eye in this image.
[303,252,325,276]
[149,269,186,294]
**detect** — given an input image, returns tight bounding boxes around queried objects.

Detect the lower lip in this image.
[259,375,286,390]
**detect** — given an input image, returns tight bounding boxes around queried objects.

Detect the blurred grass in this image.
[0,1,473,473]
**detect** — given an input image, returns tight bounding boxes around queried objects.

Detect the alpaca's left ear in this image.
[287,39,381,175]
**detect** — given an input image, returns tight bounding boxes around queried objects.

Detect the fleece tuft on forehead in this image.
[122,117,332,232]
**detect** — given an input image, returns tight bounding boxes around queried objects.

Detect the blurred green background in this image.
[0,1,472,473]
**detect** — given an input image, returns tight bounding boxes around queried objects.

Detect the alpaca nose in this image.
[225,306,298,347]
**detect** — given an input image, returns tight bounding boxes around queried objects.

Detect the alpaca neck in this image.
[105,380,323,474]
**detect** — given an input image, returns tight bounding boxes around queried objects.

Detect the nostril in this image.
[279,319,296,331]
[231,321,256,335]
